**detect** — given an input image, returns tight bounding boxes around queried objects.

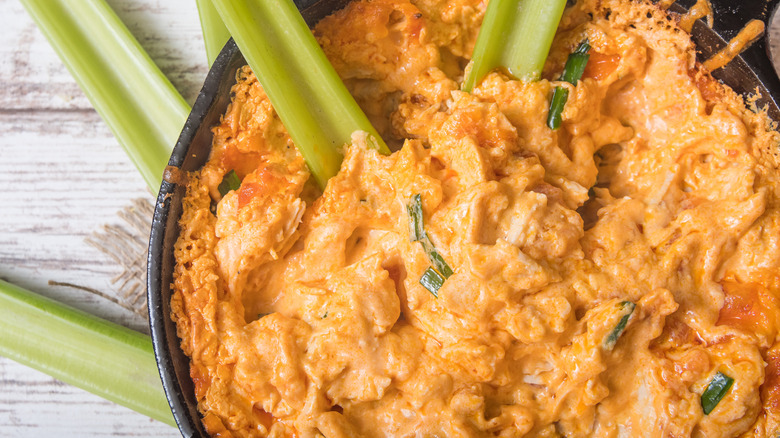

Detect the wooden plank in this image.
[0,110,151,329]
[0,0,210,435]
[0,358,178,437]
[0,0,209,110]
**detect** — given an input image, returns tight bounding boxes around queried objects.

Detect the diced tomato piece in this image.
[237,167,284,209]
[717,280,775,336]
[238,183,262,209]
[219,144,263,179]
[583,52,620,81]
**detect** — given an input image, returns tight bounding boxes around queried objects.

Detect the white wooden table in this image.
[0,0,211,436]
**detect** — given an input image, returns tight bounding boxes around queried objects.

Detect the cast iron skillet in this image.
[148,0,780,436]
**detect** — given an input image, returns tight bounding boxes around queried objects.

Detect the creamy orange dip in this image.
[171,0,780,436]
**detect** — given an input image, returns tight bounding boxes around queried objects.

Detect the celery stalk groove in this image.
[0,279,174,426]
[20,0,190,193]
[211,0,390,189]
[463,0,567,91]
[197,0,231,66]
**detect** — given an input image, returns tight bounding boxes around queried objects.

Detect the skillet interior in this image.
[147,1,780,436]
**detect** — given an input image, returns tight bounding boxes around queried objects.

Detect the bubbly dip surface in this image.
[172,0,780,436]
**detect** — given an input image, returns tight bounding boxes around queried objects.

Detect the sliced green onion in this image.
[463,0,568,91]
[420,267,445,298]
[211,0,389,189]
[407,192,453,295]
[701,371,734,415]
[407,194,425,242]
[196,0,231,66]
[407,193,455,280]
[421,239,454,279]
[602,301,635,351]
[547,40,590,130]
[0,279,174,426]
[20,0,190,193]
[218,169,241,196]
[559,41,591,83]
[547,87,570,130]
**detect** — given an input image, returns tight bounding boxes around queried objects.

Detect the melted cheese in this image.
[171,0,780,436]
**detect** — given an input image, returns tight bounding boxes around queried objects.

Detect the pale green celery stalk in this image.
[197,0,231,65]
[462,0,567,92]
[20,0,190,192]
[0,279,175,426]
[211,0,390,189]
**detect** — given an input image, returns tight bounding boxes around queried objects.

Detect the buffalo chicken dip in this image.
[171,0,780,436]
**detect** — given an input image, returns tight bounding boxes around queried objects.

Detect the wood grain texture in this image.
[0,0,210,436]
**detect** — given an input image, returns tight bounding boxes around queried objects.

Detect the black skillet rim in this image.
[147,1,350,436]
[147,36,240,438]
[148,1,780,436]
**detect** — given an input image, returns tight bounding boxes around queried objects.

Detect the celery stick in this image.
[20,0,190,193]
[463,0,567,91]
[211,0,389,189]
[197,0,231,66]
[0,279,174,426]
